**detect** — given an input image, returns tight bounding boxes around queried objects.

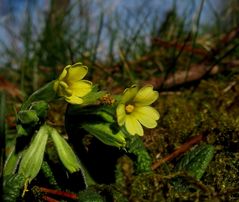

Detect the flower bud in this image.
[18,125,49,182]
[30,101,49,119]
[49,126,81,173]
[17,110,39,125]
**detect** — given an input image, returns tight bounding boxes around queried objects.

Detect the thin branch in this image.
[152,134,203,170]
[39,187,78,200]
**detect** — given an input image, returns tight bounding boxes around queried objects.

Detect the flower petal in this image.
[121,85,138,104]
[125,115,144,136]
[116,104,126,126]
[65,95,83,104]
[53,80,60,92]
[134,85,159,106]
[58,66,69,81]
[58,81,72,96]
[133,106,160,128]
[70,80,92,97]
[66,64,88,82]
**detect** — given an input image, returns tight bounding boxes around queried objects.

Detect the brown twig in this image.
[42,196,60,202]
[151,134,203,170]
[163,64,219,88]
[146,64,219,89]
[39,187,78,200]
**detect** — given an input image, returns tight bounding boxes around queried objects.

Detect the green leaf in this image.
[81,85,106,105]
[127,136,152,173]
[4,147,22,176]
[82,123,126,148]
[95,106,115,123]
[16,125,28,136]
[3,174,25,202]
[175,144,215,180]
[41,161,59,189]
[18,125,49,182]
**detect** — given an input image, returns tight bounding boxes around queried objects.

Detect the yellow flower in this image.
[53,63,92,104]
[116,85,160,136]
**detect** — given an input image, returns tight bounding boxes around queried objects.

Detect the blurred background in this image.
[0,0,238,96]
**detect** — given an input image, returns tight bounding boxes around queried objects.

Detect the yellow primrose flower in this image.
[53,63,92,104]
[116,85,160,136]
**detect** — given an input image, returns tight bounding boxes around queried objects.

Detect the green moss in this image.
[78,188,106,202]
[115,156,134,188]
[157,93,198,147]
[136,77,239,201]
[203,151,239,193]
[130,173,166,202]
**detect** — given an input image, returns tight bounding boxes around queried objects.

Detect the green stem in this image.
[0,91,6,178]
[41,161,59,189]
[78,159,96,187]
[21,81,56,110]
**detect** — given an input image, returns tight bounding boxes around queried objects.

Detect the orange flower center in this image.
[125,104,135,113]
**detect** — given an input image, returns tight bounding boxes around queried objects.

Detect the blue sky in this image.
[0,0,224,61]
[0,0,222,31]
